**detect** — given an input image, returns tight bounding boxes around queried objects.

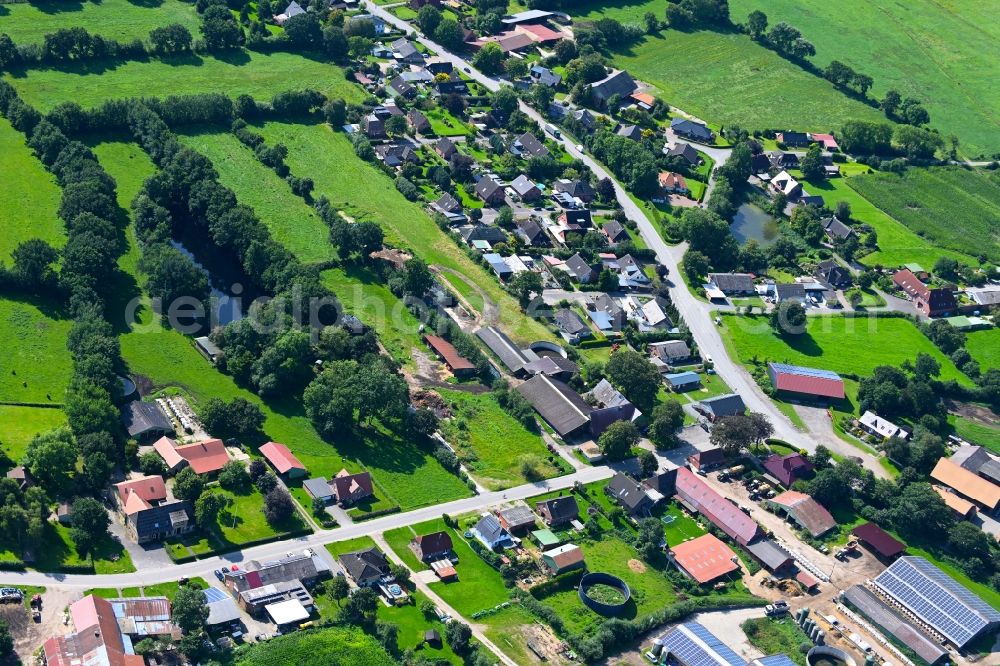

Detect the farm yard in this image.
[847,167,1000,263]
[7,50,363,113]
[727,0,1000,158]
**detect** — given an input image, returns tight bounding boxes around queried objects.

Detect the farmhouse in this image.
[891,269,956,317]
[585,379,641,436]
[951,445,1000,486]
[589,70,637,109]
[767,362,845,400]
[695,394,746,422]
[153,437,230,475]
[411,531,453,562]
[423,334,475,376]
[930,458,1000,515]
[816,260,852,289]
[535,495,579,527]
[332,469,374,506]
[668,533,738,584]
[259,441,306,480]
[765,490,836,538]
[776,131,811,147]
[770,170,802,198]
[515,23,563,44]
[674,467,760,546]
[767,151,799,169]
[670,118,713,143]
[225,552,327,595]
[542,544,584,574]
[763,453,814,487]
[605,472,658,516]
[339,547,392,587]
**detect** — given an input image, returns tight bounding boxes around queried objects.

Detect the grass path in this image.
[7,50,363,112]
[0,117,65,262]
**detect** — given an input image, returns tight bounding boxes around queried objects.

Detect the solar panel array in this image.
[768,362,841,380]
[873,556,1000,647]
[753,655,798,666]
[662,623,746,666]
[202,587,228,603]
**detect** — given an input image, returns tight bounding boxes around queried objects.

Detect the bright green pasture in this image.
[966,329,1000,371]
[0,405,68,467]
[0,117,65,262]
[7,50,364,112]
[0,298,73,404]
[254,120,555,344]
[847,168,1000,263]
[178,130,334,264]
[0,0,200,46]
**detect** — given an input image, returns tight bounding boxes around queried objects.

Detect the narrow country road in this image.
[0,466,614,588]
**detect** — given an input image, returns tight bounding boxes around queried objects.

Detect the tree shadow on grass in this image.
[777,330,823,357]
[25,0,86,14]
[158,52,207,68]
[209,49,252,67]
[126,0,163,8]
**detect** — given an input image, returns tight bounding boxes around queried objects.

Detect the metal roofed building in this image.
[842,586,948,665]
[871,555,1000,648]
[501,8,555,23]
[476,326,531,375]
[765,490,836,538]
[951,445,1000,486]
[515,374,592,438]
[751,656,798,666]
[668,533,739,584]
[851,523,906,560]
[744,538,793,572]
[121,400,174,441]
[652,622,746,666]
[674,467,760,546]
[265,598,310,626]
[497,504,537,533]
[767,362,845,400]
[203,587,241,626]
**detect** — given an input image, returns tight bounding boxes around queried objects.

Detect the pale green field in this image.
[0,0,200,46]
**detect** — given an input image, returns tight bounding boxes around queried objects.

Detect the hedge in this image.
[349,506,401,522]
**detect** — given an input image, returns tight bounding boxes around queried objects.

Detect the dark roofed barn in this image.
[121,401,174,441]
[515,375,592,438]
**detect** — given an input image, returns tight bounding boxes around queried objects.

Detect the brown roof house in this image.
[892,269,956,317]
[542,544,585,574]
[536,495,579,527]
[332,469,374,506]
[411,531,454,562]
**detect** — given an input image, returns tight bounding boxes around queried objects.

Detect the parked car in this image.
[214,569,225,581]
[765,600,789,617]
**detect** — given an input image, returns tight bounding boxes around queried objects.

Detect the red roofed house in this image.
[658,171,689,195]
[669,533,739,584]
[766,490,837,538]
[809,133,839,150]
[332,469,374,506]
[114,475,167,508]
[892,269,956,317]
[630,92,655,110]
[763,453,814,487]
[674,467,760,545]
[514,23,563,44]
[424,335,476,376]
[153,436,230,475]
[767,363,845,400]
[44,595,147,666]
[259,441,306,480]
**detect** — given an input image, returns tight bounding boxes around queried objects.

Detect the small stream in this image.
[731,203,779,247]
[170,240,244,327]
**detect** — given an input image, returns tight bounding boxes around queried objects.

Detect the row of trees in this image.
[839,120,945,159]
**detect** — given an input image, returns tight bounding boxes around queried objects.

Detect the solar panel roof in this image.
[662,622,746,666]
[768,363,841,380]
[753,655,797,666]
[203,587,228,603]
[873,556,1000,647]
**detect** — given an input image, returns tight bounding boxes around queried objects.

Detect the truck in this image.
[764,600,789,617]
[545,123,561,138]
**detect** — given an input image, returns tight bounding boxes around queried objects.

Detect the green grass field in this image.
[384,518,512,616]
[0,298,74,404]
[661,501,707,547]
[794,167,975,268]
[320,267,424,369]
[720,314,970,385]
[0,117,65,262]
[437,389,569,490]
[377,590,465,665]
[7,50,364,112]
[234,626,396,666]
[949,415,1000,454]
[0,0,200,46]
[178,130,334,264]
[254,120,554,344]
[560,0,885,134]
[535,536,677,636]
[0,405,68,468]
[966,329,1000,371]
[726,0,1000,158]
[847,168,1000,263]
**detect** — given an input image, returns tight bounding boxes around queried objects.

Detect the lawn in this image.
[213,486,306,546]
[7,50,364,113]
[846,167,1000,263]
[437,389,570,490]
[320,267,424,369]
[568,24,885,133]
[966,329,1000,371]
[0,0,200,46]
[90,140,154,279]
[178,130,334,264]
[949,415,1000,455]
[233,626,396,666]
[0,405,68,469]
[325,535,377,558]
[254,120,554,344]
[379,591,467,665]
[660,501,707,547]
[741,617,810,666]
[384,518,512,616]
[424,107,473,137]
[0,298,74,404]
[0,117,65,262]
[28,521,135,574]
[726,0,1000,158]
[793,169,974,268]
[720,313,971,385]
[534,536,677,636]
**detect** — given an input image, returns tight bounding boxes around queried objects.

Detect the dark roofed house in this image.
[363,114,386,139]
[514,132,550,158]
[536,496,579,527]
[475,177,506,206]
[5,466,32,491]
[777,131,811,147]
[617,124,643,141]
[821,216,854,241]
[708,272,755,295]
[553,308,592,344]
[767,151,799,169]
[750,152,772,174]
[565,253,597,283]
[374,142,417,169]
[411,531,453,562]
[515,218,548,246]
[510,174,541,201]
[666,142,701,166]
[590,70,637,109]
[670,117,714,143]
[435,137,458,160]
[471,514,514,550]
[391,38,424,64]
[407,109,431,134]
[763,453,815,487]
[816,260,852,289]
[339,547,392,587]
[128,501,193,544]
[774,282,806,303]
[515,374,592,438]
[121,400,174,441]
[554,178,595,203]
[497,505,537,533]
[331,469,374,506]
[559,209,593,228]
[433,192,464,220]
[522,355,578,380]
[461,224,508,246]
[606,472,656,516]
[602,219,630,244]
[696,394,747,422]
[388,76,417,99]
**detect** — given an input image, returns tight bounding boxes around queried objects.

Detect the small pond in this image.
[731,203,779,247]
[171,240,244,327]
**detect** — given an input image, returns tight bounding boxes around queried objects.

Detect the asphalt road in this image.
[0,465,614,588]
